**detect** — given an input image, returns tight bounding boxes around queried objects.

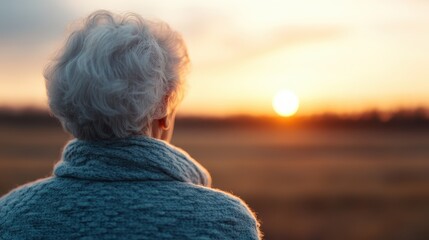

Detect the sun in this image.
[272,90,300,117]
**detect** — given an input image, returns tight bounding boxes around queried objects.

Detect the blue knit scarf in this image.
[54,136,211,186]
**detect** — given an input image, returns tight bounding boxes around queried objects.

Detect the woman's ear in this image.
[158,116,170,130]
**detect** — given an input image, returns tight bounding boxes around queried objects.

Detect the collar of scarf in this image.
[54,136,211,187]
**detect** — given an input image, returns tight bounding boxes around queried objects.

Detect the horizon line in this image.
[0,105,428,119]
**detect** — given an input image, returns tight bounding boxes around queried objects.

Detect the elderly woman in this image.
[0,11,261,239]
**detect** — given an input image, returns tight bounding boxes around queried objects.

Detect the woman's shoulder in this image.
[0,177,56,227]
[174,182,262,239]
[0,178,262,239]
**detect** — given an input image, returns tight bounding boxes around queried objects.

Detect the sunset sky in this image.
[0,0,428,116]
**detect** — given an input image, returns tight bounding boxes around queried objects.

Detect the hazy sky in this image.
[1,0,428,116]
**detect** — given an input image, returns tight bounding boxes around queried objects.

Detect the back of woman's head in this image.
[44,10,189,140]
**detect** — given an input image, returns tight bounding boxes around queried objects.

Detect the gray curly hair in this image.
[44,10,189,140]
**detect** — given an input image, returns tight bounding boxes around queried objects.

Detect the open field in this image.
[1,124,429,240]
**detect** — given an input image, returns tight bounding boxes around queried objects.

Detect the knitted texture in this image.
[0,136,261,239]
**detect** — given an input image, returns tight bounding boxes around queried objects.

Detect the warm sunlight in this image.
[272,90,300,117]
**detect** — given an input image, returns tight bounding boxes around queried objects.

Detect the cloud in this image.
[233,26,345,56]
[190,25,346,69]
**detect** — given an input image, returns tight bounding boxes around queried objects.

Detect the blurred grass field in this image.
[1,124,429,240]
